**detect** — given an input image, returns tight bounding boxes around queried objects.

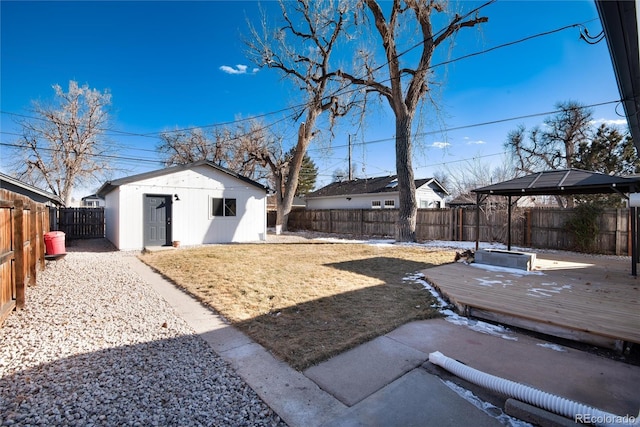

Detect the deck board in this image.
[422,252,640,345]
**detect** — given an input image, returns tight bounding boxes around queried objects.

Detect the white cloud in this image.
[590,118,628,127]
[219,64,258,75]
[467,139,486,145]
[432,141,450,149]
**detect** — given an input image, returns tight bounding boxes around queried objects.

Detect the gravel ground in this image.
[0,239,286,427]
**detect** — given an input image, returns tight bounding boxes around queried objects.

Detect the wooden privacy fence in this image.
[288,207,632,255]
[56,207,105,239]
[0,190,50,325]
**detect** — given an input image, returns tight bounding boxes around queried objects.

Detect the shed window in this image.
[384,200,395,208]
[211,197,237,217]
[371,200,382,209]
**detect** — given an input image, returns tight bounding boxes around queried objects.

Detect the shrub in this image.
[565,203,603,253]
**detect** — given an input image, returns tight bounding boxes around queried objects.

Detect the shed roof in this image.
[472,169,640,197]
[306,175,448,198]
[97,161,269,197]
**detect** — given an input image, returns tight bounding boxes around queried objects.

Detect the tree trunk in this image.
[274,118,317,234]
[272,171,288,234]
[395,112,417,242]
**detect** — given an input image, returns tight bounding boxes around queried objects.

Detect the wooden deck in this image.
[422,252,640,350]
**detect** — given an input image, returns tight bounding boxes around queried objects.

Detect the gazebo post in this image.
[475,192,480,251]
[507,195,512,251]
[632,206,638,277]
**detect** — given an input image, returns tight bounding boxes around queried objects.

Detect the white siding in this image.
[306,193,399,210]
[306,182,446,210]
[104,189,120,249]
[105,165,266,250]
[416,183,446,208]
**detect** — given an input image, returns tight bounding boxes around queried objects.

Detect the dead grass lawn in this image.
[140,243,453,370]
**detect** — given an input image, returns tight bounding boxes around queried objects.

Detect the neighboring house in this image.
[96,161,269,250]
[81,193,105,207]
[305,175,449,210]
[0,172,63,207]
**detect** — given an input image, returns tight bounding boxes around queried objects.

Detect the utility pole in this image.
[348,134,353,181]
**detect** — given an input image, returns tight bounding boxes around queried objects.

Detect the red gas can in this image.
[44,231,66,255]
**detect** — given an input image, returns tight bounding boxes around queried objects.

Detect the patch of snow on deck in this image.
[527,283,572,298]
[474,278,507,287]
[470,263,545,276]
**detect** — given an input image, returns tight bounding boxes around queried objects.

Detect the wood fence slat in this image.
[0,191,50,325]
[29,204,37,286]
[13,199,25,309]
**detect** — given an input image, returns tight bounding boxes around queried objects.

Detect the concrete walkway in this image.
[125,257,640,427]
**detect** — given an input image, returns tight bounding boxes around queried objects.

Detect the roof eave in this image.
[596,0,640,152]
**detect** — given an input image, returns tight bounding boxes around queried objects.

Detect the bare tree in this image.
[506,101,592,174]
[11,80,112,206]
[336,0,488,241]
[158,128,224,167]
[158,121,270,183]
[246,0,358,233]
[505,101,593,207]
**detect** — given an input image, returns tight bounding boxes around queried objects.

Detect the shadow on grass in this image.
[233,256,444,371]
[325,256,434,283]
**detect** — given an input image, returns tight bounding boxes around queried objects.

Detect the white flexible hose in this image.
[429,351,640,427]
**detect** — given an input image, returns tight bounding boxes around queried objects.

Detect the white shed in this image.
[97,161,268,250]
[305,175,449,210]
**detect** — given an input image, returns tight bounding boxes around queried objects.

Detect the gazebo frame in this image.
[471,169,640,276]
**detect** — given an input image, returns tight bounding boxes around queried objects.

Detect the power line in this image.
[306,99,622,152]
[0,142,163,165]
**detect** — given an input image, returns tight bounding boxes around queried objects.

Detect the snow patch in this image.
[527,284,571,298]
[536,343,567,352]
[470,263,545,276]
[403,273,518,342]
[442,380,533,427]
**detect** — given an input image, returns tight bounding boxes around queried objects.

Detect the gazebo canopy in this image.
[472,169,640,197]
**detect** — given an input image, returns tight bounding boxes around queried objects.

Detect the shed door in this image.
[144,195,172,246]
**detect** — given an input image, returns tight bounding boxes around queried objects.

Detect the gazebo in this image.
[471,169,640,275]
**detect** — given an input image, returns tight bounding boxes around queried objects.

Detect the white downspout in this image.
[429,351,639,427]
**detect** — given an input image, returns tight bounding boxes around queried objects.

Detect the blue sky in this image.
[0,0,627,196]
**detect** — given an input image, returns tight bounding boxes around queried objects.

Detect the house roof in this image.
[81,193,104,201]
[306,175,449,198]
[472,169,640,197]
[596,1,640,153]
[0,172,63,205]
[97,160,269,197]
[447,193,477,206]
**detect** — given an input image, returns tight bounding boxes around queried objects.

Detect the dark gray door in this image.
[144,195,172,246]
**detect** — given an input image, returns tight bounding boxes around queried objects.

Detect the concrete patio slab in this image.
[303,335,428,406]
[320,368,502,427]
